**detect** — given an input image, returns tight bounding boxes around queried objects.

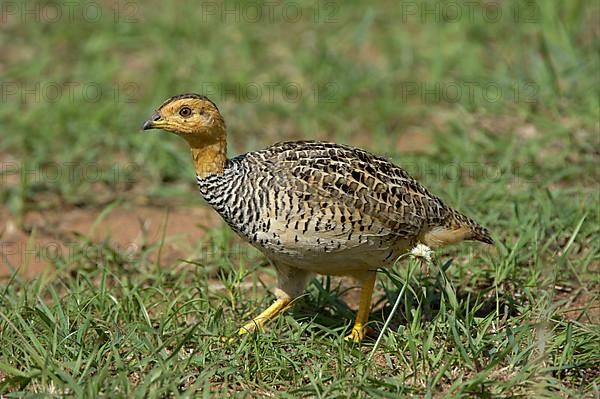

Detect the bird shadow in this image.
[289,266,522,340]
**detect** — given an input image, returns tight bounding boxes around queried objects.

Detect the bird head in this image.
[142,93,225,145]
[142,94,228,177]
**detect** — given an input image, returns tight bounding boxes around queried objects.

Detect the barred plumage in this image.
[197,141,492,274]
[143,94,493,342]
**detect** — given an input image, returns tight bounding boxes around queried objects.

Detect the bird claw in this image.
[220,329,253,345]
[219,323,259,344]
[220,335,238,344]
[238,321,262,335]
[344,326,365,343]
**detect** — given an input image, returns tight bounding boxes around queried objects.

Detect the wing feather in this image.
[252,141,449,240]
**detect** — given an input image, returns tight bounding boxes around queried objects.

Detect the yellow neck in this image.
[187,130,227,178]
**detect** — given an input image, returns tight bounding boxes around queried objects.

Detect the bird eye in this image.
[179,107,192,117]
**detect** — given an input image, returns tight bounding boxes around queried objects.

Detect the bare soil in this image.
[0,204,219,278]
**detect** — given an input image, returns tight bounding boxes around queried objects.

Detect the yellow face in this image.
[142,94,224,138]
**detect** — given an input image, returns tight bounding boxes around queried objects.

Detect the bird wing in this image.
[258,141,449,240]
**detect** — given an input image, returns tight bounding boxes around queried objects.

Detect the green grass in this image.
[1,0,599,397]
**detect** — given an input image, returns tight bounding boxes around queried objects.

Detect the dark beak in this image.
[142,112,161,130]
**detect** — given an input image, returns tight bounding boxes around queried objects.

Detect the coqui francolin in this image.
[142,93,494,342]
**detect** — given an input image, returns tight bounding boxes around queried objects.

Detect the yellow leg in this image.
[238,294,292,335]
[345,271,376,342]
[235,263,309,339]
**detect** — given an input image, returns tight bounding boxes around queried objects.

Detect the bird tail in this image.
[421,209,494,248]
[448,209,494,245]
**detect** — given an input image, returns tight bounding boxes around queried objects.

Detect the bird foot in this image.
[344,325,365,343]
[220,335,238,344]
[238,320,262,335]
[219,328,256,344]
[219,322,262,344]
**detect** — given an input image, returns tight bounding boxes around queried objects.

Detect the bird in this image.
[142,93,493,342]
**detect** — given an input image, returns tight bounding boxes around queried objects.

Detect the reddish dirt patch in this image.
[0,205,220,279]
